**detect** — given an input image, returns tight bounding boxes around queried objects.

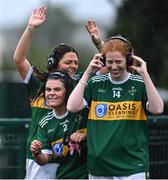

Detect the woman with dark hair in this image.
[13,6,84,179]
[30,71,87,179]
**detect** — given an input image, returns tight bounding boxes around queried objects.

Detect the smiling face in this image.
[106,51,128,81]
[57,52,79,78]
[45,79,66,109]
[102,38,131,81]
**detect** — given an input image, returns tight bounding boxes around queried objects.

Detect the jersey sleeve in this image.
[83,78,93,107]
[25,72,41,99]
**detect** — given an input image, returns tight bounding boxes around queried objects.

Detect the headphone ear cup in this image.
[126,54,133,66]
[48,57,55,68]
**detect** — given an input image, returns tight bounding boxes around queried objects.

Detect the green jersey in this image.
[84,73,149,176]
[37,109,88,179]
[26,74,51,159]
[25,71,82,159]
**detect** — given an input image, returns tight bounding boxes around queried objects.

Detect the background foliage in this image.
[0,0,168,115]
[108,0,168,89]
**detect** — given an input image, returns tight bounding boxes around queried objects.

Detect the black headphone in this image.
[47,43,66,70]
[48,56,56,69]
[47,43,78,72]
[105,35,133,66]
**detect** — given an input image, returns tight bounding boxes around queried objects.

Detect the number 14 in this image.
[113,90,121,98]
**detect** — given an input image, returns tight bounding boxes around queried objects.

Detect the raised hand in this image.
[28,6,47,30]
[130,55,148,76]
[86,20,101,40]
[86,19,104,51]
[85,53,104,75]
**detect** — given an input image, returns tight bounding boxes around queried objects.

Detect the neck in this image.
[112,71,129,81]
[54,105,67,116]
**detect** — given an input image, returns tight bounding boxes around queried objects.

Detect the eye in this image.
[74,61,79,65]
[45,87,51,92]
[64,61,71,65]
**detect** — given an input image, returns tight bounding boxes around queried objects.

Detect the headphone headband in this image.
[106,35,128,42]
[49,71,66,78]
[104,35,133,66]
[105,35,132,53]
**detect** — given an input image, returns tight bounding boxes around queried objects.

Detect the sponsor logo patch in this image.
[53,142,63,156]
[95,104,107,118]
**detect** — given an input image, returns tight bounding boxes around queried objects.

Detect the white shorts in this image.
[89,172,146,180]
[25,158,59,179]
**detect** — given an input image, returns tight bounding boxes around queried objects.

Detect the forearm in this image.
[13,25,36,80]
[67,72,90,112]
[92,38,104,52]
[13,25,35,64]
[33,152,50,166]
[143,72,164,114]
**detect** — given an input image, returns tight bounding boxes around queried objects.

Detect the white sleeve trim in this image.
[146,101,149,111]
[21,66,33,84]
[96,71,101,75]
[83,98,88,107]
[41,149,53,155]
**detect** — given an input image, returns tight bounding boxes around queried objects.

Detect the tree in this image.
[108,0,168,89]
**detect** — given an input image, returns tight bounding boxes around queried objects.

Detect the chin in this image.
[48,103,57,108]
[69,72,75,78]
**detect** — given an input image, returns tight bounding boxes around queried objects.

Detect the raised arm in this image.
[13,6,47,80]
[86,20,109,75]
[86,19,104,52]
[67,53,104,112]
[131,55,164,114]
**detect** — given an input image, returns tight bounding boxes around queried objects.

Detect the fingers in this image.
[39,6,47,16]
[129,55,148,76]
[70,132,86,143]
[86,19,96,32]
[30,140,42,153]
[132,55,145,63]
[33,6,47,17]
[94,53,104,65]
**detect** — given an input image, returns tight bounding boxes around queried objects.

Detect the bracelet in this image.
[79,80,88,86]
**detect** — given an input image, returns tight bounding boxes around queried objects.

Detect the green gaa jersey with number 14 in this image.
[84,73,149,176]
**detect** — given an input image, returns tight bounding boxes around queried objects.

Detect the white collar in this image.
[108,72,130,84]
[53,110,69,119]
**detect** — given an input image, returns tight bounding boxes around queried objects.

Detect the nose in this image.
[70,62,78,69]
[107,63,117,70]
[112,63,118,69]
[49,89,55,95]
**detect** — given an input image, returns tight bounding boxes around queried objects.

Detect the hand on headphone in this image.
[85,53,104,75]
[130,55,148,76]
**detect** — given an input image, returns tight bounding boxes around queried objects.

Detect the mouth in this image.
[48,98,58,102]
[68,68,76,73]
[111,71,120,75]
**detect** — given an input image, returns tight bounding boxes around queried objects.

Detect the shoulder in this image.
[129,73,144,83]
[72,72,83,81]
[39,111,55,128]
[90,73,109,83]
